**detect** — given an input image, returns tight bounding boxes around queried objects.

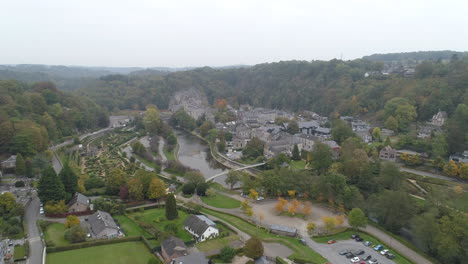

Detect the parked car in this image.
[355,237,364,242]
[39,208,44,215]
[351,234,360,239]
[327,239,337,244]
[364,241,372,247]
[380,249,389,255]
[373,245,384,251]
[354,250,365,255]
[386,253,396,259]
[350,257,360,263]
[368,259,379,264]
[361,255,372,261]
[299,238,306,245]
[345,252,355,258]
[339,250,351,255]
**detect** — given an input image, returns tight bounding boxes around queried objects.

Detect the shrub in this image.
[15,181,25,187]
[219,246,237,262]
[182,183,196,195]
[164,223,178,235]
[64,226,86,243]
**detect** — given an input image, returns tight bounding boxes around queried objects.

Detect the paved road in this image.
[400,167,468,184]
[25,195,43,264]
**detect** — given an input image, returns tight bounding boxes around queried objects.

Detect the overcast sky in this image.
[1,0,467,67]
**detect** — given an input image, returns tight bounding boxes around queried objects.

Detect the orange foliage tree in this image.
[301,202,312,215]
[275,197,288,213]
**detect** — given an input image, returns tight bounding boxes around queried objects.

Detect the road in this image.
[25,195,43,264]
[400,167,468,184]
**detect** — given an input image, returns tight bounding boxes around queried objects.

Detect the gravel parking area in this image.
[319,240,397,264]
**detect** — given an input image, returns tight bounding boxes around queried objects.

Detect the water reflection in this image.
[175,129,229,185]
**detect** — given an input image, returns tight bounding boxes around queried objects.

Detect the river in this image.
[174,129,229,186]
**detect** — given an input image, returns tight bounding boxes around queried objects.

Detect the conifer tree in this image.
[15,153,26,176]
[38,166,66,203]
[165,194,178,220]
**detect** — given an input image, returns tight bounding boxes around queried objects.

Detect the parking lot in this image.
[321,239,397,264]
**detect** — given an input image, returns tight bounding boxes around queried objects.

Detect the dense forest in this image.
[79,57,468,121]
[363,50,468,62]
[0,80,109,156]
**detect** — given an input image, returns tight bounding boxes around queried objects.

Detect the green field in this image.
[201,193,241,209]
[196,234,240,252]
[163,146,176,161]
[128,208,192,242]
[290,160,306,169]
[200,208,328,264]
[44,223,70,247]
[13,245,26,260]
[46,242,157,264]
[312,229,414,264]
[114,215,152,238]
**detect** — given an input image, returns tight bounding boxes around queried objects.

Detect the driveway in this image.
[400,167,468,184]
[25,195,43,264]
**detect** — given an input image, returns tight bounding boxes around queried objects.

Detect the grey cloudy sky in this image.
[1,0,467,67]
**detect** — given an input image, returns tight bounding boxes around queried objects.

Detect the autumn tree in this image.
[371,127,382,141]
[275,197,288,213]
[65,215,80,228]
[321,216,337,233]
[148,178,166,200]
[288,199,301,215]
[244,236,264,260]
[143,105,161,135]
[307,222,316,233]
[302,202,312,215]
[459,163,468,179]
[443,160,459,177]
[106,168,127,195]
[335,215,345,226]
[128,178,144,201]
[249,189,259,200]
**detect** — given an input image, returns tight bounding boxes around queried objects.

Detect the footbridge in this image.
[206,162,265,181]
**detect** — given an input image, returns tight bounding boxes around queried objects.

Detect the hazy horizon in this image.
[2,0,468,68]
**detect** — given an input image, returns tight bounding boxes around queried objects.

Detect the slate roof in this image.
[183,215,216,237]
[270,224,297,234]
[173,252,208,264]
[67,192,89,206]
[162,236,187,257]
[88,210,119,236]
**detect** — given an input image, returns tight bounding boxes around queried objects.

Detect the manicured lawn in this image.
[196,235,240,252]
[114,215,152,238]
[290,160,306,169]
[200,208,328,264]
[201,193,241,209]
[128,208,192,242]
[13,245,26,260]
[312,229,413,264]
[210,182,238,195]
[44,223,70,247]
[46,241,158,264]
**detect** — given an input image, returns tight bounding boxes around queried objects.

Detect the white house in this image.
[183,215,219,242]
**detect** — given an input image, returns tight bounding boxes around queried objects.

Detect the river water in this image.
[174,129,229,185]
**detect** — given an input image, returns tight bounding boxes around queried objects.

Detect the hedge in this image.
[46,236,141,253]
[276,256,289,264]
[292,257,318,264]
[46,210,94,218]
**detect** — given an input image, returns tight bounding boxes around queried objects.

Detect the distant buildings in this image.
[1,155,16,172]
[379,146,397,162]
[431,111,447,126]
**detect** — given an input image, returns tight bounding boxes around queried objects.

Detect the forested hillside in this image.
[0,80,109,156]
[79,58,468,121]
[363,50,468,62]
